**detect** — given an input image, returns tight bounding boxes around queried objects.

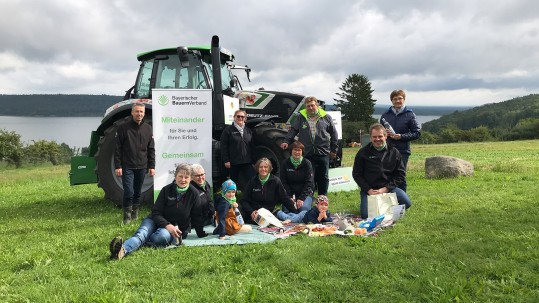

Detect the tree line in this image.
[333,74,539,143]
[0,129,84,168]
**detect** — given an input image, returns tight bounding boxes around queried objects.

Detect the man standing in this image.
[380,89,421,191]
[280,96,338,196]
[114,103,155,224]
[352,123,412,219]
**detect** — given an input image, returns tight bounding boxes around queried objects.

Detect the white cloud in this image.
[0,0,538,107]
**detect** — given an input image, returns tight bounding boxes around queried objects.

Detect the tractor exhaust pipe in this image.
[211,35,225,133]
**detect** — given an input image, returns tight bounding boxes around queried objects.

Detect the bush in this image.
[0,129,24,167]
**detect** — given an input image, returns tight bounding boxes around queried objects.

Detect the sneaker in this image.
[109,236,125,260]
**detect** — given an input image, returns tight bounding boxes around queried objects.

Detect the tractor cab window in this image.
[155,54,208,90]
[203,54,237,94]
[134,60,153,98]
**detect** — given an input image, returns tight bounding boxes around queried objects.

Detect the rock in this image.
[425,156,474,179]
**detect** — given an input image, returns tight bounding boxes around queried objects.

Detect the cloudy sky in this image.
[1,0,538,107]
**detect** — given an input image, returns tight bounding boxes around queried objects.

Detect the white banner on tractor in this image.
[152,89,213,201]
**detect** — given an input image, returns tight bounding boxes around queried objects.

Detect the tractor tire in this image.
[95,117,154,207]
[252,125,289,177]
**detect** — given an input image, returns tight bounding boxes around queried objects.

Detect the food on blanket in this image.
[309,225,338,236]
[354,227,367,235]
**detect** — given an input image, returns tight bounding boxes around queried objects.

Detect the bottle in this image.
[381,118,396,134]
[234,207,244,225]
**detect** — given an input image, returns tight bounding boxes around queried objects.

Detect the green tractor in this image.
[69,35,341,206]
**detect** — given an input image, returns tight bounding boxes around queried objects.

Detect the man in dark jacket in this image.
[220,109,255,185]
[114,103,155,224]
[280,96,338,196]
[352,123,412,219]
[380,89,421,191]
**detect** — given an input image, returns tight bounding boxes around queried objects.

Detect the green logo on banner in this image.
[158,95,169,106]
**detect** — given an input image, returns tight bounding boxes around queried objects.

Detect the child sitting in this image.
[275,195,333,224]
[213,179,252,240]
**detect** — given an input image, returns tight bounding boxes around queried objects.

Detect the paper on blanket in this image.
[255,208,283,228]
[367,193,398,221]
[391,204,405,221]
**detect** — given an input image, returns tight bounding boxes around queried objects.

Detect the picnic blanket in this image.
[169,213,399,247]
[179,224,277,247]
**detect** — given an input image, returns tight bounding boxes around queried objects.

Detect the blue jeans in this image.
[359,188,412,219]
[306,155,330,195]
[122,168,146,208]
[399,153,410,192]
[282,195,313,213]
[123,217,174,255]
[276,210,308,223]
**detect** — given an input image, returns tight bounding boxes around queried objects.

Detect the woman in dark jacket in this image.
[380,89,421,191]
[109,163,208,260]
[279,140,314,212]
[220,109,255,184]
[240,157,297,224]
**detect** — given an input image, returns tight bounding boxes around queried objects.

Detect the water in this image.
[0,116,102,148]
[0,115,440,148]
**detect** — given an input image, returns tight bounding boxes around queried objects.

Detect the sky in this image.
[1,0,538,107]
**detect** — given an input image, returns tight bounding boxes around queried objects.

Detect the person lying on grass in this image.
[213,179,252,240]
[274,195,333,224]
[109,163,208,260]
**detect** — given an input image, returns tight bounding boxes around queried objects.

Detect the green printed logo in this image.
[158,95,169,106]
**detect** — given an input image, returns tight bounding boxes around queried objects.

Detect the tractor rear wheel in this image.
[95,117,154,207]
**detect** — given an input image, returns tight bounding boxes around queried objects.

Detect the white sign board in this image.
[152,89,213,200]
[326,111,342,140]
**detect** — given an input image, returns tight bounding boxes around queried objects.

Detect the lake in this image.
[0,115,440,148]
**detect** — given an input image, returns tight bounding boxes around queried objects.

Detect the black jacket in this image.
[190,180,214,222]
[380,107,421,155]
[303,208,333,224]
[151,182,205,238]
[220,124,253,165]
[114,118,155,169]
[352,142,406,192]
[279,157,314,201]
[240,174,296,216]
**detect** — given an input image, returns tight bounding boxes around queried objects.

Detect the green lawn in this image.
[1,140,538,302]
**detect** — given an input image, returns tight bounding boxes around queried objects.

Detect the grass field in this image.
[1,140,538,302]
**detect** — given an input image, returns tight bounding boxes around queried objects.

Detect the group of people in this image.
[109,90,420,260]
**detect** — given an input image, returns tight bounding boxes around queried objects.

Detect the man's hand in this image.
[251,210,258,221]
[280,143,288,150]
[224,162,231,169]
[330,152,336,160]
[390,134,402,140]
[115,168,122,177]
[148,168,155,176]
[296,199,304,209]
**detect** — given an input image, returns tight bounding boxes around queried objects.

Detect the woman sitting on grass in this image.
[275,195,333,224]
[109,163,208,260]
[240,157,297,224]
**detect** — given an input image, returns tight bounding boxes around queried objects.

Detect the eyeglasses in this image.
[235,115,245,119]
[392,97,404,101]
[194,173,205,177]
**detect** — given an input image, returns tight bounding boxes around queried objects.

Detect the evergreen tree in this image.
[334,74,376,122]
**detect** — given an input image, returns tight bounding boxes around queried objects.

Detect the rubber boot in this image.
[131,204,140,221]
[123,206,133,225]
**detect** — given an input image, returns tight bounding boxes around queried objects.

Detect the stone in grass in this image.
[425,156,474,179]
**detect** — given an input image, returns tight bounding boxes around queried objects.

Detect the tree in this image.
[334,74,376,122]
[0,129,24,167]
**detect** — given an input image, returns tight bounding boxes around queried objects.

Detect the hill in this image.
[0,94,122,117]
[422,94,539,133]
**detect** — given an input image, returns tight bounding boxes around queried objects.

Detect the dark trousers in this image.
[305,154,330,196]
[399,153,410,192]
[122,168,146,208]
[229,163,255,187]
